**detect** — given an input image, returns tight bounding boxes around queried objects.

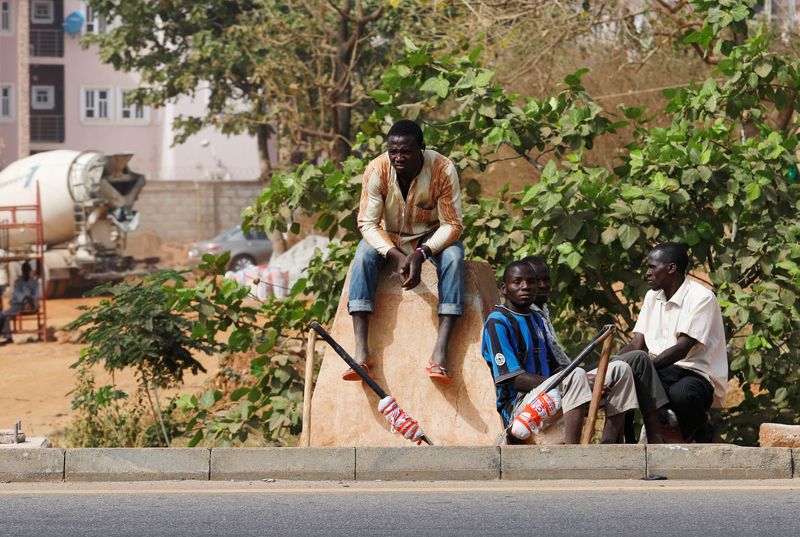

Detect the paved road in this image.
[1,480,799,536]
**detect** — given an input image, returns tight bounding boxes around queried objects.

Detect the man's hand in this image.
[387,248,408,280]
[400,250,424,290]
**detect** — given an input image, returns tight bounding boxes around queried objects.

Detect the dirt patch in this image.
[0,296,219,443]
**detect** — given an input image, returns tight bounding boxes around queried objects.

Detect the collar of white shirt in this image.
[655,278,692,307]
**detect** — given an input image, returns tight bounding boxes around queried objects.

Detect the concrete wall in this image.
[129,180,265,243]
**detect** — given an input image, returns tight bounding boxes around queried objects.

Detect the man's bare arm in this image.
[651,333,698,369]
[618,332,647,354]
[510,372,548,393]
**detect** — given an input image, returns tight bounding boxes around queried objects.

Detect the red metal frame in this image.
[0,183,48,342]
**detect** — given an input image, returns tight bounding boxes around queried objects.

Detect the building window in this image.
[31,0,54,24]
[1,1,12,33]
[81,87,112,120]
[31,85,55,110]
[118,89,150,123]
[0,85,13,120]
[84,3,106,34]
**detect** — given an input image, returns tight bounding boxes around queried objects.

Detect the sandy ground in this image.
[0,296,219,442]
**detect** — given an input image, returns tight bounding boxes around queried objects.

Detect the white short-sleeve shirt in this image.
[633,278,728,407]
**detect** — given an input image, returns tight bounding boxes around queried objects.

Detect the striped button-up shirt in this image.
[357,149,463,256]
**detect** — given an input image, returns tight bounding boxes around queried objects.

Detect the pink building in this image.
[0,0,267,180]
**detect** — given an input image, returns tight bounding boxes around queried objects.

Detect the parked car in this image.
[187,226,272,271]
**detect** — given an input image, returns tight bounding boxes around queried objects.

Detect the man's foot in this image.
[425,363,453,385]
[0,338,12,346]
[342,361,376,381]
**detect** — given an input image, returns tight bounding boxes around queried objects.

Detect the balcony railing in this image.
[30,115,64,143]
[30,29,64,58]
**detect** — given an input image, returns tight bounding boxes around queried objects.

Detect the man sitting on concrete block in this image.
[482,261,637,443]
[344,119,464,384]
[614,242,728,443]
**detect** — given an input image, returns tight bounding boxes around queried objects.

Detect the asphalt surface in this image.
[1,480,799,536]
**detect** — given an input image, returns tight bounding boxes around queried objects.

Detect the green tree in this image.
[244,3,800,444]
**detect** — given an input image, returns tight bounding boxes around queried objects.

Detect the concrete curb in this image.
[1,445,797,482]
[647,445,793,480]
[502,445,646,480]
[356,446,500,481]
[211,448,355,481]
[65,448,211,481]
[0,448,64,482]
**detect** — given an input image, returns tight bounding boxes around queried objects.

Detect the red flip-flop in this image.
[342,361,376,381]
[425,363,453,385]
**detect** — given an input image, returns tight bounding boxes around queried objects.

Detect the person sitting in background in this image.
[522,255,639,443]
[481,261,637,444]
[0,262,40,346]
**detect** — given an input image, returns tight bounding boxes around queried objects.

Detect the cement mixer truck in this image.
[0,150,150,297]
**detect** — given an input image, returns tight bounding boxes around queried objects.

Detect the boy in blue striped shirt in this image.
[482,260,637,443]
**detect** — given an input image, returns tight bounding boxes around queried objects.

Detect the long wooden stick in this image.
[581,328,616,444]
[300,329,317,447]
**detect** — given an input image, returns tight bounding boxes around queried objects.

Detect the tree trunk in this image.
[331,3,354,165]
[256,123,287,255]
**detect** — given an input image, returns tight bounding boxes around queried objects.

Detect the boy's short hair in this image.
[502,260,535,283]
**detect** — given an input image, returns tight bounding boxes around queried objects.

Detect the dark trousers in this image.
[614,351,714,441]
[658,364,714,440]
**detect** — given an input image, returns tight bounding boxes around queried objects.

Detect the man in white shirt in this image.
[615,243,728,443]
[0,262,40,345]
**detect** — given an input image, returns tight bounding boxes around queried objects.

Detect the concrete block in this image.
[211,448,354,481]
[794,449,799,478]
[501,445,646,480]
[356,446,500,481]
[66,449,210,481]
[0,437,52,449]
[309,262,502,447]
[760,423,800,447]
[0,449,64,482]
[647,444,793,479]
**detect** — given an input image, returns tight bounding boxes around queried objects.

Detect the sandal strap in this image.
[428,364,449,375]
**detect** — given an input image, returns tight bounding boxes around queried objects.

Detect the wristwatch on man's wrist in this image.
[415,247,428,261]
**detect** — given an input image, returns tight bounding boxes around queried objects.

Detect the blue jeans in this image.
[348,239,464,316]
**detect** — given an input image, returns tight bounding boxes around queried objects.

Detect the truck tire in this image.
[228,254,256,272]
[45,278,69,299]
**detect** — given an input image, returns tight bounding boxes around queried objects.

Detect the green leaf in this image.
[474,70,493,87]
[370,89,391,104]
[682,25,713,49]
[745,182,761,201]
[600,227,617,245]
[478,103,497,118]
[618,224,640,250]
[754,60,772,79]
[230,387,251,401]
[565,251,582,270]
[188,430,204,448]
[199,390,218,410]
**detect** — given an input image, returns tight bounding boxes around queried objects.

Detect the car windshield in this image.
[212,227,243,242]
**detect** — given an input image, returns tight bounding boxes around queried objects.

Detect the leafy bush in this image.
[242,8,800,444]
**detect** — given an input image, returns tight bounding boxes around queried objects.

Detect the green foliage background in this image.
[245,2,800,444]
[66,0,800,446]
